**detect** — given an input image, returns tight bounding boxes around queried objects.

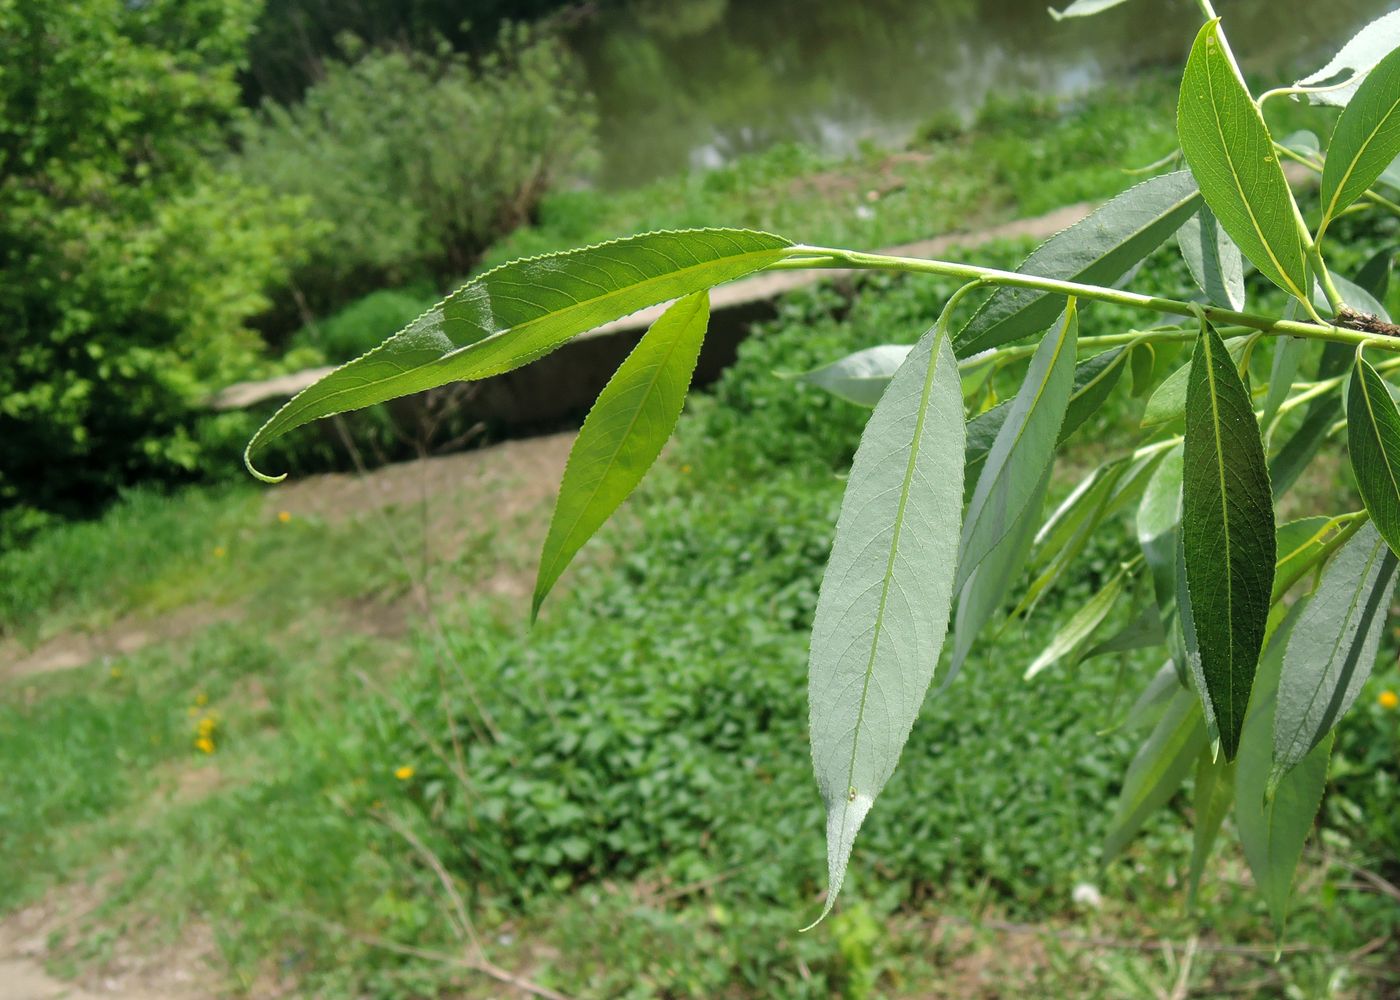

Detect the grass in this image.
[4,84,1400,998]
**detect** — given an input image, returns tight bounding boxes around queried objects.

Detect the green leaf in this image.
[1270,342,1352,499]
[1321,45,1400,227]
[1187,750,1236,904]
[244,228,792,480]
[955,172,1200,356]
[1123,661,1186,733]
[1178,206,1246,311]
[1083,605,1166,661]
[1273,522,1397,783]
[962,348,1127,501]
[1295,10,1400,108]
[1261,336,1304,437]
[1138,444,1186,674]
[1047,0,1131,20]
[949,467,1050,680]
[1102,686,1205,864]
[794,344,911,407]
[806,300,966,925]
[1024,568,1125,679]
[956,305,1078,592]
[1356,247,1393,301]
[1273,516,1337,602]
[1235,600,1329,937]
[534,293,710,618]
[1182,321,1276,759]
[1177,21,1310,301]
[1129,343,1156,397]
[1347,356,1400,556]
[1141,337,1249,428]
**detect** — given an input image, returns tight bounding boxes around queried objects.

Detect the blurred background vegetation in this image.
[2,0,1399,996]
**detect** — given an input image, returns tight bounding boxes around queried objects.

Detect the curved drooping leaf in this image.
[1347,356,1400,556]
[534,293,711,618]
[954,172,1200,356]
[1141,336,1249,428]
[948,466,1050,680]
[806,302,966,925]
[1273,522,1397,783]
[1024,568,1125,679]
[1321,45,1400,227]
[1047,0,1132,20]
[1178,206,1246,310]
[1182,321,1276,759]
[1138,444,1186,674]
[1271,342,1352,499]
[795,344,912,407]
[1124,661,1187,733]
[244,228,792,480]
[1295,9,1400,108]
[1178,20,1310,301]
[1187,751,1235,905]
[956,305,1078,592]
[1235,600,1329,937]
[1102,685,1205,864]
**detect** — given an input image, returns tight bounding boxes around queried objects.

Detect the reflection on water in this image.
[568,0,1398,186]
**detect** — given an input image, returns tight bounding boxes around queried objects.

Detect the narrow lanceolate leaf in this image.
[1182,321,1276,760]
[1102,686,1205,864]
[244,229,792,480]
[1178,206,1246,311]
[1024,569,1125,679]
[1083,605,1165,661]
[1273,516,1337,602]
[795,344,912,407]
[806,306,965,925]
[955,172,1200,356]
[1178,21,1309,301]
[1187,750,1235,904]
[1356,247,1393,300]
[1321,45,1400,227]
[1262,337,1304,437]
[1138,445,1185,674]
[1295,9,1400,108]
[949,466,1050,679]
[1273,522,1398,783]
[1235,602,1328,937]
[1347,356,1400,556]
[956,304,1078,592]
[1271,342,1352,499]
[534,293,710,618]
[1047,0,1131,20]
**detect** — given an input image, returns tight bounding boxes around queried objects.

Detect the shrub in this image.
[233,25,598,316]
[0,0,308,544]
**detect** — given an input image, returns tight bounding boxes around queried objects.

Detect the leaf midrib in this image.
[838,323,950,840]
[1202,327,1238,736]
[1325,89,1400,223]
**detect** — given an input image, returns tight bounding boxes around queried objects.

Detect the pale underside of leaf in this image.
[1295,9,1400,107]
[1320,45,1400,226]
[1047,0,1131,20]
[1348,357,1400,557]
[1273,522,1397,783]
[534,292,711,618]
[245,228,792,480]
[795,344,913,407]
[806,313,965,925]
[1178,205,1246,311]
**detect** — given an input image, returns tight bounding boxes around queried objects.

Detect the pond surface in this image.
[568,0,1398,187]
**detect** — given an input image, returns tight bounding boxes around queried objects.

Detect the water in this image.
[567,0,1398,187]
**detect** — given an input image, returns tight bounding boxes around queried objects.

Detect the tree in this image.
[243,0,1400,932]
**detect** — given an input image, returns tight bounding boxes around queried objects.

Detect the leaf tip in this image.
[242,444,286,485]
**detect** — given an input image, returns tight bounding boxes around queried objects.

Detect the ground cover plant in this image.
[244,0,1400,943]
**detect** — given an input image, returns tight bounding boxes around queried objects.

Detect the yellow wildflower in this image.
[213,545,227,559]
[109,666,122,679]
[278,510,292,523]
[197,716,216,735]
[194,692,208,707]
[195,736,215,754]
[394,765,415,781]
[1380,690,1398,711]
[680,464,692,474]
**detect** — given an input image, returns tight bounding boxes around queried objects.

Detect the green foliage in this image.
[289,285,440,364]
[0,0,306,538]
[1347,356,1400,554]
[535,292,711,616]
[1319,45,1400,231]
[233,26,598,313]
